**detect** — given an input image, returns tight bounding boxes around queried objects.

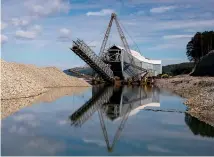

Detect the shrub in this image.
[161,74,169,78]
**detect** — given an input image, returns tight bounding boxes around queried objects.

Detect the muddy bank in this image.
[156,75,214,126]
[1,59,91,100]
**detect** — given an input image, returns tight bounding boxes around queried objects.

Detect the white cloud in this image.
[27,138,66,155]
[148,144,171,153]
[32,25,42,32]
[11,18,29,26]
[1,34,9,43]
[136,10,145,15]
[150,6,177,13]
[58,28,71,42]
[148,43,178,50]
[1,22,8,30]
[25,0,70,17]
[156,19,214,30]
[86,9,114,16]
[83,139,106,147]
[163,35,193,39]
[15,30,37,39]
[58,120,69,125]
[124,22,137,26]
[59,28,71,35]
[13,113,40,127]
[13,113,35,121]
[15,25,42,40]
[9,125,27,135]
[185,29,196,33]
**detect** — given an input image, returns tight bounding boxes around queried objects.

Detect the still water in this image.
[1,85,214,156]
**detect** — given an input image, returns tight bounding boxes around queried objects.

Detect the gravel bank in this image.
[1,87,90,119]
[156,75,214,126]
[1,59,91,100]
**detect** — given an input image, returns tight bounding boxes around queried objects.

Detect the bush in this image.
[161,74,169,78]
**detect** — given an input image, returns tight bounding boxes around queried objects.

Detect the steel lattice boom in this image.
[99,13,139,77]
[71,39,114,82]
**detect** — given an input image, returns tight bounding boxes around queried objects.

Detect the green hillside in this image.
[163,62,194,76]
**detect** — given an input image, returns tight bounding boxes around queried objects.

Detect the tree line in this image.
[186,31,214,63]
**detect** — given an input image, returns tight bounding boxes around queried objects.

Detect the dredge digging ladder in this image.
[71,39,114,83]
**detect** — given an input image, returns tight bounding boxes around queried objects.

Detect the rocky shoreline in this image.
[156,75,214,127]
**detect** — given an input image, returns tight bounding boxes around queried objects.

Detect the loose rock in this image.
[1,59,91,100]
[156,75,214,126]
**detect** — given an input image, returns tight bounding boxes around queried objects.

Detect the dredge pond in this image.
[1,85,214,156]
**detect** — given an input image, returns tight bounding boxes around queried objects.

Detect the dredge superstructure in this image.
[71,13,161,83]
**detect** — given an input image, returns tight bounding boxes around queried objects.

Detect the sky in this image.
[1,0,214,69]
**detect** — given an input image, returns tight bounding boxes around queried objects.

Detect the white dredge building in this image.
[103,45,162,80]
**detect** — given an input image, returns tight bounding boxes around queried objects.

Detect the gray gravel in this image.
[156,75,214,126]
[1,59,90,100]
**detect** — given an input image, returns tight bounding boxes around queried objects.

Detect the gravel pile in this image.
[1,60,47,99]
[1,87,89,119]
[35,87,90,103]
[1,59,90,100]
[1,97,37,119]
[156,75,214,126]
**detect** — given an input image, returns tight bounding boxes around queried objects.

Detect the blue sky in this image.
[1,0,214,69]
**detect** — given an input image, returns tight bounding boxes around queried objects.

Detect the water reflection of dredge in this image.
[69,85,160,152]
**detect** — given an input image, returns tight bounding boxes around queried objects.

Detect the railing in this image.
[71,39,114,82]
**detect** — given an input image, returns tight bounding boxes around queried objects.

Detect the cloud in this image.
[156,19,214,30]
[60,28,71,35]
[26,138,66,155]
[136,10,145,15]
[58,119,69,125]
[184,29,196,33]
[1,34,8,43]
[11,18,29,26]
[163,35,193,39]
[32,25,42,32]
[15,25,42,40]
[9,125,27,135]
[13,113,35,121]
[15,30,37,39]
[150,6,177,13]
[148,43,178,50]
[1,0,214,69]
[86,9,114,16]
[1,22,8,30]
[148,144,171,153]
[83,139,106,147]
[58,28,71,42]
[25,0,70,17]
[13,113,39,127]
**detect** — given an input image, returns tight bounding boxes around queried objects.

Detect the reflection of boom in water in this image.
[69,86,160,152]
[70,86,113,126]
[98,104,132,152]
